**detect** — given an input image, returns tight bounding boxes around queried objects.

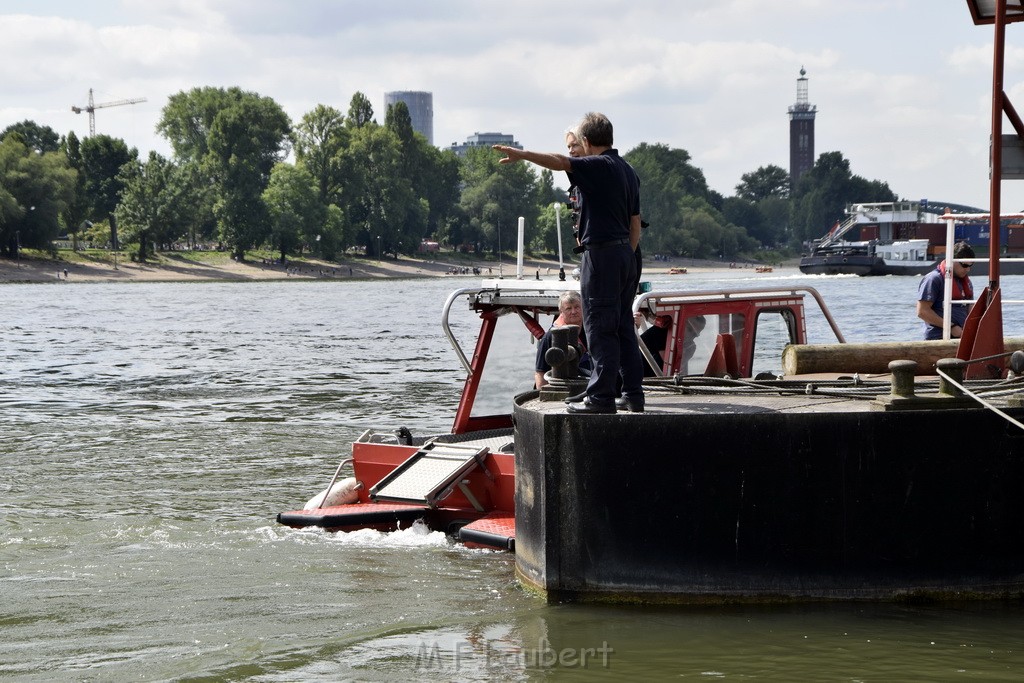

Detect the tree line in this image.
[0,86,899,263]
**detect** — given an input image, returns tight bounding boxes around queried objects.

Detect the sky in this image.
[4,0,1024,223]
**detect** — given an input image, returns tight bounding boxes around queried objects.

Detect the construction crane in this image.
[71,88,147,136]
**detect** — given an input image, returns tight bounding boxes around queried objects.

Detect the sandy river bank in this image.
[1,251,742,284]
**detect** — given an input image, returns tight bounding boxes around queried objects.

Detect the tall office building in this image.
[787,67,817,190]
[384,91,433,145]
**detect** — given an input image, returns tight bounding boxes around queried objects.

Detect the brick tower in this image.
[787,67,817,191]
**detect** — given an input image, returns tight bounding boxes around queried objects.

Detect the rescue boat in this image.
[276,279,845,552]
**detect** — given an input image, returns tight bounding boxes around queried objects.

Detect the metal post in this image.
[888,360,918,398]
[942,212,956,340]
[555,203,565,280]
[989,0,1008,295]
[516,216,524,280]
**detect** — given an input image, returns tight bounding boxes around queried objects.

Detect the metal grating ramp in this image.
[369,442,489,508]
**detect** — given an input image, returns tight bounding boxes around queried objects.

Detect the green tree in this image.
[319,203,348,260]
[682,205,749,259]
[79,134,136,249]
[0,137,76,256]
[380,107,462,247]
[757,196,792,247]
[624,143,721,257]
[458,147,540,254]
[537,169,566,206]
[209,93,290,257]
[384,101,429,252]
[382,101,461,252]
[721,196,765,246]
[435,208,471,250]
[344,122,413,257]
[60,131,89,250]
[530,201,577,261]
[262,162,324,262]
[293,104,348,205]
[158,86,243,163]
[174,160,218,249]
[156,87,244,246]
[419,146,461,241]
[384,100,416,145]
[525,168,576,255]
[736,165,790,201]
[0,144,18,226]
[1,120,61,153]
[115,151,189,261]
[346,92,375,129]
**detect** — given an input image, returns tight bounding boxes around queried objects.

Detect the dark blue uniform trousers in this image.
[580,244,644,405]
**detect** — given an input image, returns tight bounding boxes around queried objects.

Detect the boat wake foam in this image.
[271,518,451,548]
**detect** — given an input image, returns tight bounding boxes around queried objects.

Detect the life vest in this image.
[937,261,973,301]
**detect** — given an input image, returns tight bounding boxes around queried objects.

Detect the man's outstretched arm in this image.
[493,145,571,172]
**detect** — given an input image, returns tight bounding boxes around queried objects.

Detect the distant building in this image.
[787,67,817,191]
[384,91,433,145]
[449,132,522,157]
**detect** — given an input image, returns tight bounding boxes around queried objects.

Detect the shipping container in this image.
[891,222,922,240]
[858,225,880,241]
[955,223,992,246]
[915,224,948,244]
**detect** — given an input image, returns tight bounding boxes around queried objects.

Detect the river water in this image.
[4,270,1024,682]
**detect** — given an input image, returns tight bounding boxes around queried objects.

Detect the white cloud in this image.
[2,0,1024,211]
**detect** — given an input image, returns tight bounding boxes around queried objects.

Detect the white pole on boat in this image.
[942,211,956,340]
[554,203,565,281]
[516,216,525,279]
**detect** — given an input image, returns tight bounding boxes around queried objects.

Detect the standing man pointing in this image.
[494,112,644,413]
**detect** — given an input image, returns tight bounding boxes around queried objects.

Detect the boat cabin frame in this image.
[443,281,844,434]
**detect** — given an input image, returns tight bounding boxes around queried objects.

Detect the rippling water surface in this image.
[4,271,1024,681]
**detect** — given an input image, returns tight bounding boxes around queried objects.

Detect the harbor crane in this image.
[71,88,147,136]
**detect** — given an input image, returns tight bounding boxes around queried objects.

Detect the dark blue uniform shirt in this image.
[567,149,640,245]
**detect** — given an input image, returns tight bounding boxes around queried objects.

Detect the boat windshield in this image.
[679,313,719,375]
[472,311,539,416]
[442,290,542,422]
[751,309,799,377]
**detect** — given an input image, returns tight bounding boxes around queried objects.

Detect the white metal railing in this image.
[939,211,1024,339]
[633,286,846,344]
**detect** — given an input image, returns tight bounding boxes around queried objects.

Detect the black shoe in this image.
[566,397,616,414]
[564,392,587,404]
[614,396,645,413]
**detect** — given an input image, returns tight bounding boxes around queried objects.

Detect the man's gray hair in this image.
[559,290,581,309]
[576,112,613,147]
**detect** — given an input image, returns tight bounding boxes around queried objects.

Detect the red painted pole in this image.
[989,0,1007,293]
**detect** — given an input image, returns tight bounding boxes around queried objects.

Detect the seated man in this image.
[535,290,590,388]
